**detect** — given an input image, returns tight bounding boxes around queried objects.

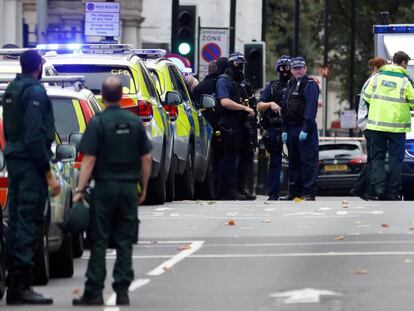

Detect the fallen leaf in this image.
[410,227,414,231]
[335,235,345,241]
[226,219,236,226]
[207,201,216,205]
[262,219,272,224]
[163,266,173,273]
[381,224,389,228]
[264,201,270,205]
[352,269,368,275]
[342,204,349,209]
[177,244,191,251]
[151,240,159,244]
[72,288,81,295]
[294,197,304,203]
[342,200,349,205]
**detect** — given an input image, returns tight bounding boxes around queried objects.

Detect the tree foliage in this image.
[265,0,414,102]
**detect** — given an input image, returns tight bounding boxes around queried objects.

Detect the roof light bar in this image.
[374,25,414,34]
[37,43,133,54]
[130,49,167,58]
[0,48,37,56]
[0,75,85,85]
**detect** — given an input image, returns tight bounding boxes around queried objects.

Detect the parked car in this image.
[143,50,215,200]
[41,44,175,205]
[317,138,367,195]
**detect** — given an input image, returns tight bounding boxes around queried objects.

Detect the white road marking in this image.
[226,212,239,216]
[147,241,205,276]
[155,207,173,211]
[336,211,348,215]
[201,240,414,247]
[104,307,120,311]
[269,288,342,304]
[169,213,180,217]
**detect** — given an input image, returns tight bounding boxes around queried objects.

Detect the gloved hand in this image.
[299,130,308,142]
[281,132,288,144]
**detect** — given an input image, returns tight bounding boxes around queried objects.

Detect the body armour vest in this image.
[93,109,142,180]
[218,73,246,120]
[261,80,287,129]
[3,75,55,147]
[285,76,310,123]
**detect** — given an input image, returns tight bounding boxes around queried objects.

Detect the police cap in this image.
[291,56,306,69]
[20,50,43,74]
[64,201,90,234]
[228,52,247,64]
[275,55,292,71]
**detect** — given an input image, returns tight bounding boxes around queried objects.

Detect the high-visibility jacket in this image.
[363,64,414,133]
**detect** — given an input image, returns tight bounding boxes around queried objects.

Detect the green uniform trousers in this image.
[85,180,138,297]
[5,158,48,273]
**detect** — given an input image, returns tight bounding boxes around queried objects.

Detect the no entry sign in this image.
[198,28,229,80]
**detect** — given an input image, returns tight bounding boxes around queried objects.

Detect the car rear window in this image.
[51,97,80,142]
[53,65,137,95]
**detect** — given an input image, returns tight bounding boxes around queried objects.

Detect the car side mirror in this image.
[165,91,182,106]
[55,144,77,162]
[0,151,5,171]
[201,94,216,109]
[69,133,83,151]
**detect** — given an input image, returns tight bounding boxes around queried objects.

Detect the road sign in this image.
[198,28,229,80]
[340,110,357,129]
[85,2,120,37]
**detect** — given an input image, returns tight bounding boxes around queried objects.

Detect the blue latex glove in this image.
[299,130,308,142]
[281,132,288,144]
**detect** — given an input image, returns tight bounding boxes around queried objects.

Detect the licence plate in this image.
[324,164,348,172]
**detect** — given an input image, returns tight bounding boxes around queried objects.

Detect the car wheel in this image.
[165,156,176,202]
[33,222,50,285]
[0,210,6,300]
[50,233,74,278]
[72,233,84,259]
[195,149,214,200]
[145,150,166,205]
[176,145,195,200]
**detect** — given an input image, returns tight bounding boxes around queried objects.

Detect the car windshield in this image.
[51,97,80,142]
[407,65,414,80]
[53,65,137,95]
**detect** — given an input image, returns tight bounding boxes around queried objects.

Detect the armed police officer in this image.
[257,55,292,200]
[72,77,152,306]
[280,57,319,201]
[3,50,60,305]
[216,52,256,200]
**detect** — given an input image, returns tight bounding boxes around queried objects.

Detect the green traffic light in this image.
[178,42,191,55]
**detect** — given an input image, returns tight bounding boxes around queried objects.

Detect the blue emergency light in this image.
[374,25,414,34]
[36,43,132,54]
[406,140,414,156]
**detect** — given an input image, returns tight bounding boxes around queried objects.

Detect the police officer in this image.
[192,57,228,198]
[280,56,319,201]
[72,77,152,306]
[216,52,255,200]
[362,51,414,200]
[257,55,292,200]
[3,50,60,305]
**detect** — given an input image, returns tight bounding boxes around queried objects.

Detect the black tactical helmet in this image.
[64,201,90,234]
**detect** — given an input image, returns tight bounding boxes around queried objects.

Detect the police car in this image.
[141,50,215,200]
[40,44,176,205]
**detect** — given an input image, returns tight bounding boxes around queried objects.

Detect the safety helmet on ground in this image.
[275,55,292,72]
[64,201,90,234]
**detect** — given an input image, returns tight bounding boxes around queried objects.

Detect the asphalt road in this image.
[2,196,414,310]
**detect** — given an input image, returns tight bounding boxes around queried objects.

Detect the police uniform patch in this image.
[115,123,131,135]
[32,100,40,106]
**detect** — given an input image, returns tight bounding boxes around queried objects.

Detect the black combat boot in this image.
[72,294,104,306]
[6,270,53,305]
[116,292,130,305]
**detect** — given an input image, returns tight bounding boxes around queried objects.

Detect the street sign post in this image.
[198,28,229,80]
[85,2,120,38]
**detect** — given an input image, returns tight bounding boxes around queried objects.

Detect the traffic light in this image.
[172,5,196,69]
[244,42,266,90]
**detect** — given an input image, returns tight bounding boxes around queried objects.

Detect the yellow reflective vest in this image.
[363,64,414,133]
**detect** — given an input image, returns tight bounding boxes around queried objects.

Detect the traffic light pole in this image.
[322,0,330,136]
[230,0,236,53]
[171,0,179,51]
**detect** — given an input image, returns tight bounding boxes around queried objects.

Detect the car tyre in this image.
[145,150,166,205]
[195,149,214,200]
[72,233,84,259]
[165,156,176,202]
[50,233,74,278]
[176,145,195,200]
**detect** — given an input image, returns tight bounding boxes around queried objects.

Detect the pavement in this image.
[2,196,414,310]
